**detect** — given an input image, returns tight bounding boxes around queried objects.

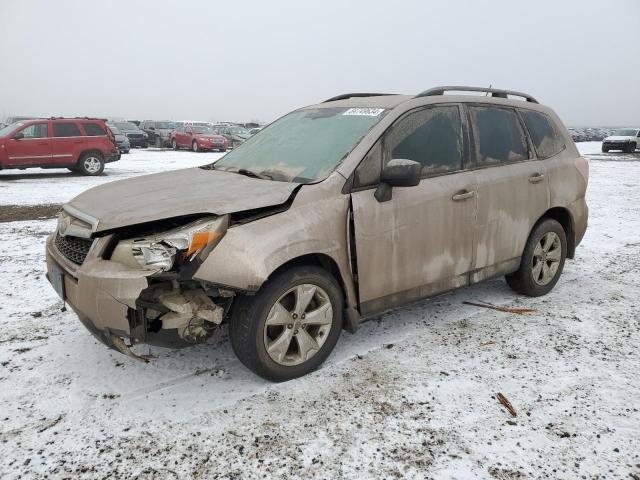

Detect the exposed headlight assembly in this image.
[111,216,228,271]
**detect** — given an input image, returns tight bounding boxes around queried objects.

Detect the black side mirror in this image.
[374,159,421,202]
[12,132,24,140]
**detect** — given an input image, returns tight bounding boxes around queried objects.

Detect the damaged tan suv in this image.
[46,86,589,381]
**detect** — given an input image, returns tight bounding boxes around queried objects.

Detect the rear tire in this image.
[155,136,162,148]
[172,138,178,150]
[77,152,105,176]
[192,141,199,152]
[506,218,567,297]
[229,265,343,382]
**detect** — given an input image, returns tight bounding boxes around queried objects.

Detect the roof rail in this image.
[323,93,396,103]
[415,86,538,104]
[48,116,109,121]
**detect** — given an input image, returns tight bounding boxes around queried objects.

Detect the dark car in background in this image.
[140,120,177,147]
[106,124,131,154]
[109,121,148,148]
[212,124,251,148]
[170,124,227,152]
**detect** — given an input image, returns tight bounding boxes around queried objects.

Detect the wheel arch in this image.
[76,149,104,164]
[536,207,575,259]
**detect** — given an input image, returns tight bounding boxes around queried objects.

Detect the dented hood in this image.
[67,167,298,232]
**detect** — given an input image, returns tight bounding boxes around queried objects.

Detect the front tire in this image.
[77,152,105,176]
[601,145,609,153]
[625,142,637,153]
[506,218,567,297]
[229,265,344,382]
[171,138,178,150]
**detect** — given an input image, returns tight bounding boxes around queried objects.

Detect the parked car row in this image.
[567,126,616,142]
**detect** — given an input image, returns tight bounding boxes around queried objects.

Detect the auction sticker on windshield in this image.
[342,108,385,116]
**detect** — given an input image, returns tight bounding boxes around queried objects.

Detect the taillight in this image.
[575,156,589,185]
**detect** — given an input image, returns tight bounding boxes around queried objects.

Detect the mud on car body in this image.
[46,86,589,381]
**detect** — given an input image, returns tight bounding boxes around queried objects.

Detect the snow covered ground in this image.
[0,145,639,479]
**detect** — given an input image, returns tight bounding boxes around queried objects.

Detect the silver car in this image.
[46,86,588,381]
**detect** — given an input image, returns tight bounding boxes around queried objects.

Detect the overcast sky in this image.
[1,0,639,126]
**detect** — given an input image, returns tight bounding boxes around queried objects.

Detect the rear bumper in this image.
[106,152,121,163]
[568,197,588,252]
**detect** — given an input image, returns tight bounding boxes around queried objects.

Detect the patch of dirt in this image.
[0,205,61,223]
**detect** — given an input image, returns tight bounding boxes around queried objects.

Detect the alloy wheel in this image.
[83,156,102,174]
[531,232,562,286]
[263,284,333,366]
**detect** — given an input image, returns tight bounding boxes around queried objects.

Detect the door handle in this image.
[529,173,545,183]
[452,190,476,201]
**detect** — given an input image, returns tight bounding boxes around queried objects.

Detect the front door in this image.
[351,105,477,315]
[467,105,550,279]
[4,122,51,166]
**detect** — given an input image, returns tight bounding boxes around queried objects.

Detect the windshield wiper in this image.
[234,168,273,180]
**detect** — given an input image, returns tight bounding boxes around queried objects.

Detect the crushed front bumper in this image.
[45,233,151,350]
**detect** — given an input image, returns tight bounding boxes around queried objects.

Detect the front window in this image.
[192,126,214,134]
[212,107,387,183]
[228,126,249,135]
[613,129,637,136]
[155,122,177,129]
[114,122,138,131]
[19,123,49,138]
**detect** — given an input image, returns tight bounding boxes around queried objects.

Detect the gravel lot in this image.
[0,144,638,479]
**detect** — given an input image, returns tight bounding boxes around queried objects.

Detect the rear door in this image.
[51,121,85,165]
[4,121,51,166]
[351,104,477,314]
[467,105,549,280]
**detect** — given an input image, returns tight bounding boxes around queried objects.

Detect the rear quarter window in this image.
[520,110,565,159]
[53,122,81,137]
[469,106,529,166]
[81,123,107,136]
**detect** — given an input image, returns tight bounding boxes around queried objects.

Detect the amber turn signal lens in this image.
[187,231,222,257]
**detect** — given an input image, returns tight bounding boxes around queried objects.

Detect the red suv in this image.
[0,118,120,176]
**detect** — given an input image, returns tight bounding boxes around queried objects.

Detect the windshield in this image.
[192,126,214,134]
[613,129,638,136]
[114,122,138,130]
[229,126,249,135]
[212,107,386,183]
[108,125,122,134]
[156,122,176,129]
[0,122,23,137]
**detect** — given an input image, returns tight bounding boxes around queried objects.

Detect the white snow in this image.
[0,148,225,206]
[0,145,639,478]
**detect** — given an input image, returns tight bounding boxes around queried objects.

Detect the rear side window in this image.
[53,123,81,137]
[386,105,463,177]
[19,123,48,138]
[82,123,107,136]
[469,106,528,165]
[520,110,565,159]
